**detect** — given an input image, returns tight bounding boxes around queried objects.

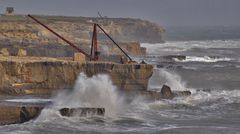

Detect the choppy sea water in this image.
[1,40,240,134]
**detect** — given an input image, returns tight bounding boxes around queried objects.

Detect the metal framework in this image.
[28,14,132,62]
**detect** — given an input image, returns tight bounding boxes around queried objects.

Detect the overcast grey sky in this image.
[1,0,240,27]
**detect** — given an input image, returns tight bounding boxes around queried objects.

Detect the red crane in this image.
[27,14,133,62]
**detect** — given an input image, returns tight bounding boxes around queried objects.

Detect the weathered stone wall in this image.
[0,56,153,95]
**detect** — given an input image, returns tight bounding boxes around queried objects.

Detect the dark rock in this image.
[59,108,105,117]
[140,90,161,100]
[0,106,43,125]
[19,106,42,123]
[160,85,174,99]
[174,91,191,97]
[163,55,186,61]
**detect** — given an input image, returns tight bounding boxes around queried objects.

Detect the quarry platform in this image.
[0,56,153,96]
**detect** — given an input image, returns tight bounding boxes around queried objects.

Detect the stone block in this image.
[0,48,9,56]
[17,49,27,57]
[74,53,86,63]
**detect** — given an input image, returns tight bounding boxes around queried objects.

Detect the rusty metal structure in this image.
[27,14,132,62]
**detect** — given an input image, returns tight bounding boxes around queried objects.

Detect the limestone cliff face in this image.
[0,15,165,43]
[0,15,164,57]
[0,56,153,95]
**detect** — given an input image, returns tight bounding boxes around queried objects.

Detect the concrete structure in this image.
[5,7,14,16]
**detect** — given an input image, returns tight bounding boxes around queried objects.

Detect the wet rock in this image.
[19,106,42,123]
[160,85,174,99]
[59,108,105,117]
[0,106,43,125]
[140,90,161,100]
[160,85,191,99]
[140,87,191,100]
[163,55,186,61]
[174,91,191,97]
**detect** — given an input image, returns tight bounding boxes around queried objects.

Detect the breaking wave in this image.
[173,56,233,63]
[53,73,122,117]
[148,68,187,91]
[37,73,123,122]
[146,68,240,120]
[141,40,240,55]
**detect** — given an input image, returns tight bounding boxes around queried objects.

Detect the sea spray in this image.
[147,69,240,110]
[37,73,123,122]
[148,68,186,91]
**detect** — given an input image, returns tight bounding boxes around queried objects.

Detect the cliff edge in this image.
[0,15,164,57]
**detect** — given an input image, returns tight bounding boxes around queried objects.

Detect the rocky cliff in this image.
[0,15,164,57]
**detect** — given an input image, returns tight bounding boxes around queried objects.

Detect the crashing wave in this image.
[173,56,233,63]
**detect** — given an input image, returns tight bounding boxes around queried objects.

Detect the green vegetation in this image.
[0,14,27,21]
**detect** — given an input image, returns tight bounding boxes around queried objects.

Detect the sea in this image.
[1,26,240,134]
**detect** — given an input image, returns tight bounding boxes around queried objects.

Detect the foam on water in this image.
[148,68,186,91]
[173,56,233,63]
[147,68,240,110]
[141,40,240,55]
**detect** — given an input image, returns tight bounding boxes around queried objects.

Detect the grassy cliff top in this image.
[0,14,148,24]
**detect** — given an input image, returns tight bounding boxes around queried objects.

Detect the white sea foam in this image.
[141,40,240,55]
[36,73,123,122]
[175,89,240,107]
[173,56,233,63]
[181,66,198,70]
[148,68,186,91]
[55,73,122,117]
[148,68,240,109]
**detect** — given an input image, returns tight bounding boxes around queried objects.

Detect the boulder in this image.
[0,106,43,125]
[160,85,174,99]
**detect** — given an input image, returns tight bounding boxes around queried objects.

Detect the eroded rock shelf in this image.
[0,56,153,96]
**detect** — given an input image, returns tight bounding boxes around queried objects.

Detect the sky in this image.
[1,0,240,27]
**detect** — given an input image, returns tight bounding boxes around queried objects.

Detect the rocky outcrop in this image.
[0,56,153,96]
[139,84,191,100]
[59,108,105,117]
[0,106,43,125]
[160,85,174,99]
